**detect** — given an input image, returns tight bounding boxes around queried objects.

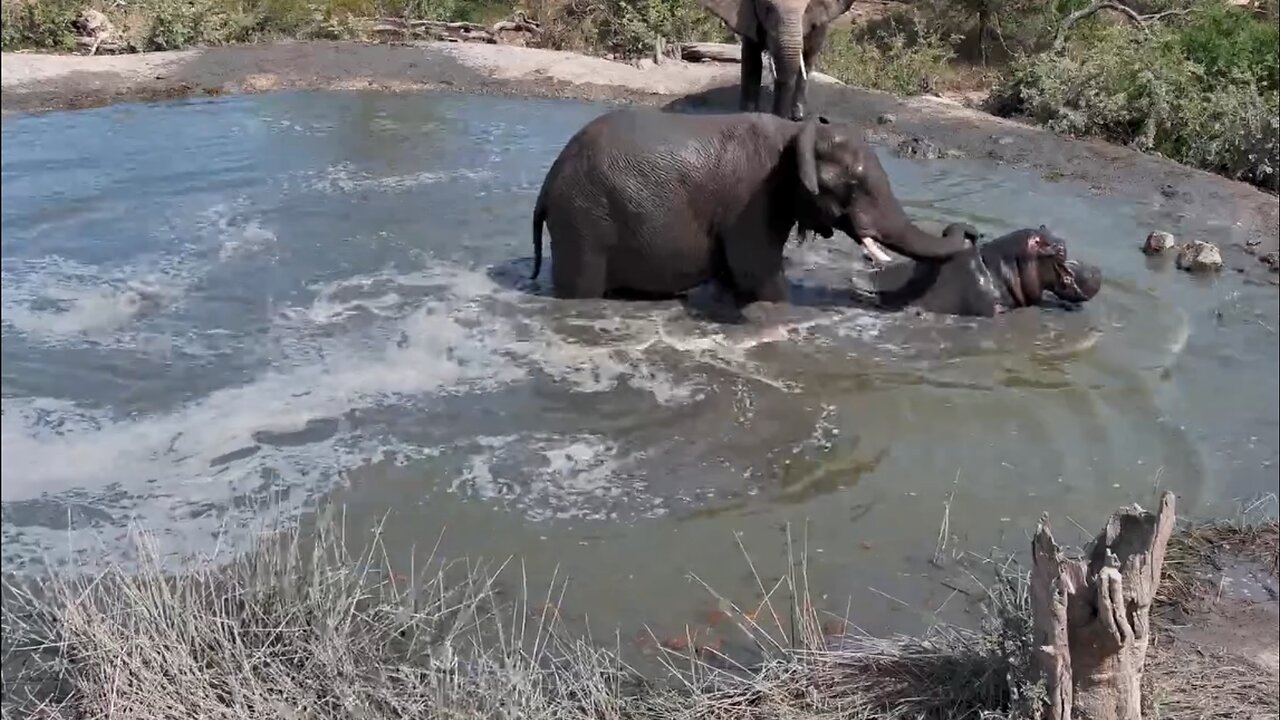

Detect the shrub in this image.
[142,0,256,50]
[823,14,958,96]
[1175,1,1279,91]
[992,21,1280,191]
[1,0,79,50]
[532,0,730,58]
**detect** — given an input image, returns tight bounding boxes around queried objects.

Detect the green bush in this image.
[1,0,79,50]
[823,15,957,96]
[535,0,729,58]
[992,21,1279,191]
[1175,2,1279,91]
[143,0,255,50]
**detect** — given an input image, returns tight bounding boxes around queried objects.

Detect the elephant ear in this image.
[698,0,761,42]
[795,116,823,197]
[804,0,855,31]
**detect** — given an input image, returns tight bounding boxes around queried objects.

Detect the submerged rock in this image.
[1142,230,1177,255]
[895,136,941,160]
[1260,250,1279,272]
[1175,240,1224,272]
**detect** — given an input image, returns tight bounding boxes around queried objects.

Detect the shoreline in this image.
[3,39,1279,287]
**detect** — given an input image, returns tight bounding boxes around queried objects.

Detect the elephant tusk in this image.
[800,54,807,81]
[861,237,893,264]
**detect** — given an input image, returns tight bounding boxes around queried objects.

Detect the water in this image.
[3,90,1277,645]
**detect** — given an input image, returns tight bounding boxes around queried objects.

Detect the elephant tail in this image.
[531,190,547,280]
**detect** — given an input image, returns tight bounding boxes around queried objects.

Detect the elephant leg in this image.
[741,36,764,112]
[770,64,800,120]
[794,26,829,120]
[720,230,788,306]
[740,270,789,304]
[550,241,609,299]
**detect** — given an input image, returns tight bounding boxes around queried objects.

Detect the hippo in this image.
[853,224,1103,317]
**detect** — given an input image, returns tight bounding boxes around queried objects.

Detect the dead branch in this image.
[368,13,542,45]
[1051,1,1190,52]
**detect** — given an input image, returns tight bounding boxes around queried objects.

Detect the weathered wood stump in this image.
[1030,491,1176,720]
[681,41,743,63]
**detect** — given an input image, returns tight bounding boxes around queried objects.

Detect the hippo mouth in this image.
[1049,259,1102,303]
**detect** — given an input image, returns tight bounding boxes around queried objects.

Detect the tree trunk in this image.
[1030,491,1176,720]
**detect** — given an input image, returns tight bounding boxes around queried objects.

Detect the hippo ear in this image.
[698,0,761,41]
[1025,231,1062,258]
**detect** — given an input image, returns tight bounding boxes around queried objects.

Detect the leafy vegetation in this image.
[821,13,958,96]
[991,3,1279,191]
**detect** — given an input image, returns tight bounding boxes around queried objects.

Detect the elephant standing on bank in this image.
[530,108,969,303]
[698,0,855,120]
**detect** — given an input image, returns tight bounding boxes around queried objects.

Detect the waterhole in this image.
[2,90,1277,646]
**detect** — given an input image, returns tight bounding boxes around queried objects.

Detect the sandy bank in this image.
[3,40,1278,284]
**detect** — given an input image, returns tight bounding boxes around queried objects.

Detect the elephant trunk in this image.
[877,216,972,261]
[770,11,805,120]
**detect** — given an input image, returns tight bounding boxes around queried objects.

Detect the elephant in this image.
[698,0,855,120]
[852,224,1103,317]
[529,108,971,303]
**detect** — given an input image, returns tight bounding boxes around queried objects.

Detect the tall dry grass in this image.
[4,499,1275,720]
[2,511,1039,720]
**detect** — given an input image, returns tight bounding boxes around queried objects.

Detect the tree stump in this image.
[1030,491,1176,720]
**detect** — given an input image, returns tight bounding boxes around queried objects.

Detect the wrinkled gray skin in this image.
[530,108,970,302]
[854,225,1103,317]
[698,0,854,120]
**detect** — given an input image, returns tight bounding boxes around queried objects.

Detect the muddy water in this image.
[3,91,1277,643]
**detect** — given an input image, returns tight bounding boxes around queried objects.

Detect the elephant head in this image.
[794,117,971,260]
[981,227,1103,307]
[699,0,854,119]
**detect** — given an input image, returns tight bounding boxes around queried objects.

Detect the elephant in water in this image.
[698,0,855,120]
[530,108,970,303]
[853,225,1103,317]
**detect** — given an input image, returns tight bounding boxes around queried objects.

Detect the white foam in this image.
[451,433,657,522]
[1,252,895,566]
[0,256,189,343]
[301,163,495,194]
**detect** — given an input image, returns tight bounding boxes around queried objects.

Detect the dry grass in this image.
[1,504,1275,720]
[1,511,1036,720]
[1158,495,1280,613]
[1146,638,1279,720]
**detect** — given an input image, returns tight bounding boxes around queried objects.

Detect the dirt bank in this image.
[3,39,1279,285]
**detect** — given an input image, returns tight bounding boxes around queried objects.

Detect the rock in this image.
[876,113,896,125]
[1175,240,1224,272]
[1260,251,1279,272]
[895,136,941,160]
[993,135,1015,146]
[635,58,655,70]
[1160,183,1178,199]
[1142,230,1176,255]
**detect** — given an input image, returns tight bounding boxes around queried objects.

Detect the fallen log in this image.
[681,41,742,63]
[1031,491,1176,720]
[490,19,541,34]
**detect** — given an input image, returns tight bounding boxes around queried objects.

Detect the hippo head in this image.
[979,226,1102,308]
